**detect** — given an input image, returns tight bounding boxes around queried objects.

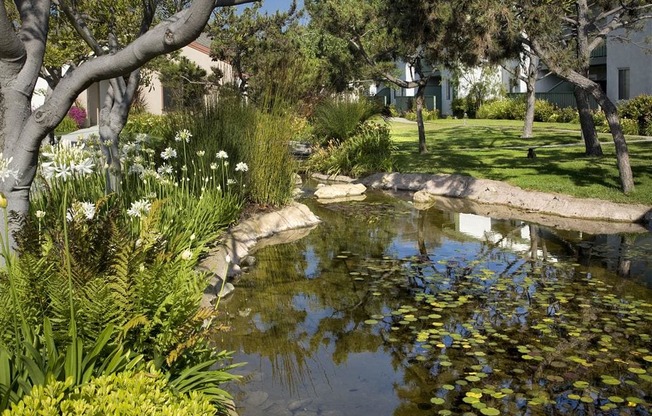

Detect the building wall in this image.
[606,20,652,101]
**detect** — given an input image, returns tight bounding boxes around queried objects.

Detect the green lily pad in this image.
[480,408,500,416]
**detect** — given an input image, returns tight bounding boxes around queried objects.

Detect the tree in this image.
[0,0,252,220]
[501,50,542,139]
[210,1,297,100]
[306,0,439,154]
[389,0,650,193]
[518,0,652,192]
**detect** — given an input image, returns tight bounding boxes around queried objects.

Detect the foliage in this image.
[209,1,328,103]
[158,56,213,112]
[312,97,381,145]
[54,116,81,135]
[167,93,296,206]
[618,94,652,136]
[67,106,87,129]
[3,369,216,415]
[123,113,176,140]
[306,121,395,177]
[477,98,579,124]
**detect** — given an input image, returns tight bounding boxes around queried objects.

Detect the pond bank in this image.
[198,202,321,308]
[358,172,652,226]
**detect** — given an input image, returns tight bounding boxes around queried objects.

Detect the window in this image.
[618,68,630,100]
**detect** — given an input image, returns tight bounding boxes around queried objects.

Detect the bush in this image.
[312,97,381,144]
[54,115,80,135]
[5,370,217,416]
[477,99,523,120]
[68,106,87,128]
[306,121,395,178]
[534,99,556,122]
[593,111,639,135]
[618,94,652,135]
[123,112,177,139]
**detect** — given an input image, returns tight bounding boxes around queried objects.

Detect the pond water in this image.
[213,190,652,416]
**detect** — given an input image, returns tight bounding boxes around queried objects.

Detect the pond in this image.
[213,190,652,416]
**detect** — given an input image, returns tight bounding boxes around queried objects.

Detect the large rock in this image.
[314,183,366,199]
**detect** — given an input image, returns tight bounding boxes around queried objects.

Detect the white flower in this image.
[0,153,19,183]
[196,150,206,157]
[157,164,173,175]
[190,234,196,241]
[216,150,228,159]
[55,164,73,181]
[161,147,177,160]
[175,129,192,143]
[80,202,96,220]
[227,179,236,185]
[210,162,218,170]
[127,199,151,218]
[235,162,249,172]
[35,210,46,219]
[129,163,145,175]
[181,249,193,260]
[134,133,148,143]
[73,158,95,175]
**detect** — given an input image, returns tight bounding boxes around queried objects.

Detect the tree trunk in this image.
[574,87,603,156]
[531,37,635,194]
[520,54,539,139]
[98,72,140,194]
[522,76,536,138]
[415,82,427,154]
[601,98,634,193]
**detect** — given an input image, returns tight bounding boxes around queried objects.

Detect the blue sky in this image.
[257,0,303,14]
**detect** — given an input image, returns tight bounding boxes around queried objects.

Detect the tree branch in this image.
[55,0,104,55]
[0,0,25,62]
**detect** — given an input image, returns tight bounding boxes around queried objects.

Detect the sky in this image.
[257,0,304,14]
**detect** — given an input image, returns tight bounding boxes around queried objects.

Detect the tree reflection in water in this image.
[211,192,652,416]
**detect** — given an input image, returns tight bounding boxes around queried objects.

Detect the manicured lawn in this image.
[388,118,652,205]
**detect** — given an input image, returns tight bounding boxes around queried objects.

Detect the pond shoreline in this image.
[357,172,652,226]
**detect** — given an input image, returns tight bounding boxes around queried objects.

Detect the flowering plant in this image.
[68,106,87,128]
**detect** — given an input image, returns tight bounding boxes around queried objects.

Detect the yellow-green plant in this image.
[3,369,218,416]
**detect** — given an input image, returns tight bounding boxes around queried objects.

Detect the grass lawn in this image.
[388,118,652,205]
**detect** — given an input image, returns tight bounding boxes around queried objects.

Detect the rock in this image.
[245,391,269,407]
[217,282,235,298]
[287,399,312,411]
[314,183,366,199]
[294,411,318,416]
[316,195,366,204]
[311,173,356,183]
[241,255,257,267]
[294,173,303,185]
[264,403,292,416]
[413,189,436,203]
[320,411,344,416]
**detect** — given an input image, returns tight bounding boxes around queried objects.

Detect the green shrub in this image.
[619,118,640,135]
[306,121,395,177]
[312,97,380,144]
[424,108,439,121]
[477,99,521,120]
[403,111,417,121]
[618,94,652,135]
[534,99,556,122]
[556,106,579,123]
[593,111,639,135]
[4,370,217,416]
[123,113,175,139]
[54,115,80,135]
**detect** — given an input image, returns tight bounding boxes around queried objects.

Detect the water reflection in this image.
[212,192,652,416]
